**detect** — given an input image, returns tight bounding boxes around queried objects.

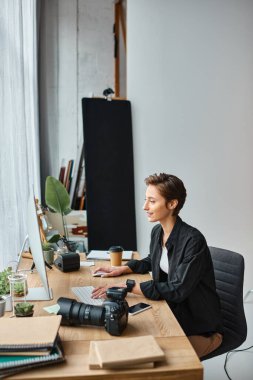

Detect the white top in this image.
[160,246,169,274]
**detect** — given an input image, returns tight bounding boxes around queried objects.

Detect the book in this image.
[58,159,66,184]
[88,341,155,369]
[69,142,84,208]
[64,159,74,193]
[92,335,165,369]
[67,159,74,192]
[0,315,62,356]
[0,337,65,379]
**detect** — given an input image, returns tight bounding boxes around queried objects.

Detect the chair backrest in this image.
[201,246,247,360]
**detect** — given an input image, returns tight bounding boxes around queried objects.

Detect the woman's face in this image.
[143,185,177,223]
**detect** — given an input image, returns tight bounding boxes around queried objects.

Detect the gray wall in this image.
[127,0,253,294]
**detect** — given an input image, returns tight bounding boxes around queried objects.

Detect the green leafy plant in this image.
[13,282,27,297]
[45,176,79,252]
[47,234,61,244]
[0,268,12,295]
[42,234,61,253]
[45,176,72,239]
[14,302,34,317]
[42,241,54,251]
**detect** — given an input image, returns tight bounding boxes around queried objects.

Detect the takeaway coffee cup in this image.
[108,246,124,267]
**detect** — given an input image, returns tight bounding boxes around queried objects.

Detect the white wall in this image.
[58,0,115,165]
[127,0,253,294]
[58,0,78,167]
[40,0,114,186]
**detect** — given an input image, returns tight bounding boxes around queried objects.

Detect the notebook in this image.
[0,337,65,379]
[87,250,133,261]
[0,315,62,356]
[92,335,165,368]
[88,341,155,369]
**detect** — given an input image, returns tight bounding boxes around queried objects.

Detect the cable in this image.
[224,345,253,380]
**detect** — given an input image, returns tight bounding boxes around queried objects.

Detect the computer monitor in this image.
[25,192,53,301]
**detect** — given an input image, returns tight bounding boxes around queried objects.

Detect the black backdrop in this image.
[82,98,137,251]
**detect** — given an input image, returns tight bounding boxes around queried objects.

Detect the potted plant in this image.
[45,176,72,236]
[42,241,55,265]
[14,302,34,317]
[8,272,28,298]
[45,176,78,252]
[13,282,27,297]
[0,268,11,296]
[0,268,12,311]
[0,296,6,317]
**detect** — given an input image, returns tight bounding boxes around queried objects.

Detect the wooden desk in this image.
[8,257,203,380]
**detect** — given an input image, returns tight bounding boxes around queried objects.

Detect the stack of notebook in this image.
[89,335,165,369]
[0,315,65,379]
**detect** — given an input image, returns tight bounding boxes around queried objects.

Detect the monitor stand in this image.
[16,234,29,271]
[26,260,53,300]
[16,236,54,301]
[31,261,52,271]
[26,287,53,301]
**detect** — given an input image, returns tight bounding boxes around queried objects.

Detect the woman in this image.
[92,173,223,358]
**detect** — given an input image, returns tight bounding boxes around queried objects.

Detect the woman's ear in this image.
[167,199,178,211]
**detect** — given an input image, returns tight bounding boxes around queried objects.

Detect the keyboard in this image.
[71,286,103,306]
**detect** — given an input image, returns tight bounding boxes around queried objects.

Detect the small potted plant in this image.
[8,273,28,298]
[0,296,6,317]
[45,176,79,252]
[13,282,27,297]
[45,176,72,239]
[42,241,55,265]
[0,268,11,296]
[0,267,12,311]
[14,302,34,317]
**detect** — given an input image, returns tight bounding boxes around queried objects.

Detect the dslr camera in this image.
[57,287,129,336]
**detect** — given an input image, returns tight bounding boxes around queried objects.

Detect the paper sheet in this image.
[80,261,95,267]
[43,304,60,314]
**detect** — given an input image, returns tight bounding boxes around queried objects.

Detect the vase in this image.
[0,297,6,317]
[43,248,55,265]
[2,294,12,312]
[8,273,28,298]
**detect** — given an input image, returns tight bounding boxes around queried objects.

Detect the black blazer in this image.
[127,217,223,336]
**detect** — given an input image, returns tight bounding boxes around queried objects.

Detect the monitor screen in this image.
[25,191,53,301]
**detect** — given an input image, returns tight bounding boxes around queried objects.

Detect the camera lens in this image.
[57,291,128,336]
[57,297,105,327]
[79,303,105,326]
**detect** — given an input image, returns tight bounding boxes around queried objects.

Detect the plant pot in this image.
[0,297,6,317]
[43,248,55,265]
[2,294,12,312]
[13,285,28,297]
[13,279,28,297]
[15,311,34,317]
[14,302,34,317]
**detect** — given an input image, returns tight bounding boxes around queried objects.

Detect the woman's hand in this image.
[92,283,126,299]
[92,265,132,278]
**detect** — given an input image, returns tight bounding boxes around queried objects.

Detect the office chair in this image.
[201,247,247,360]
